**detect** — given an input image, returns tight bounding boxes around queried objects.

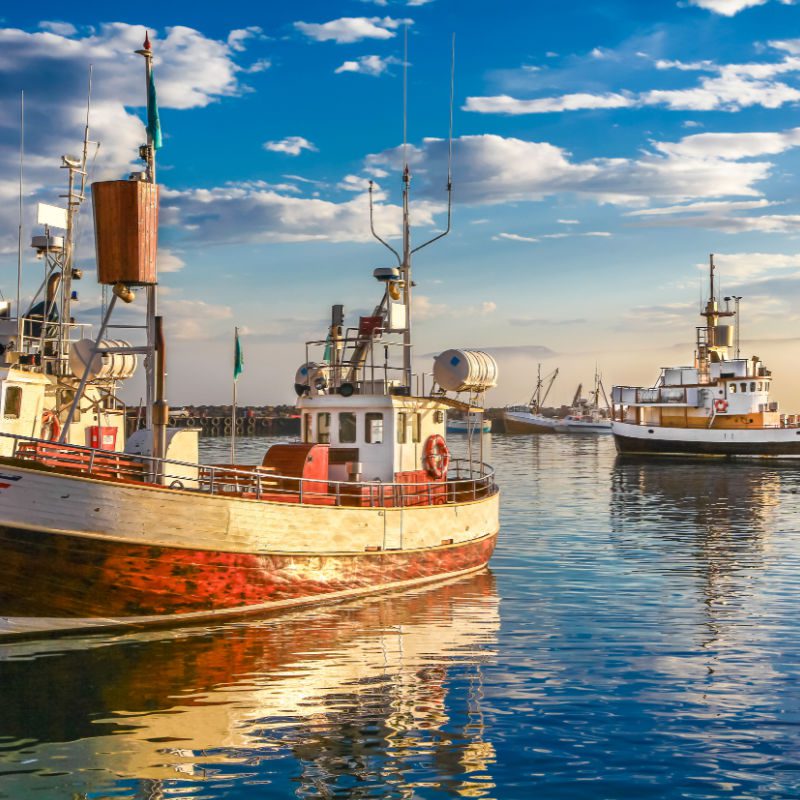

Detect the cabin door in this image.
[383,507,403,550]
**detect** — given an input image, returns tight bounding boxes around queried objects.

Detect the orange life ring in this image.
[41,410,61,441]
[424,434,450,480]
[714,399,728,413]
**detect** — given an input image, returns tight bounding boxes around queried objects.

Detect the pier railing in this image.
[1,433,497,508]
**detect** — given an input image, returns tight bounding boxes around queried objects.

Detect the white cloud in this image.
[0,22,258,251]
[161,182,440,245]
[464,92,634,115]
[628,199,776,217]
[480,301,497,314]
[157,249,186,273]
[335,54,399,76]
[368,133,774,207]
[38,21,77,36]
[414,294,447,320]
[494,232,539,243]
[294,16,410,44]
[263,136,318,156]
[227,26,264,52]
[338,174,369,191]
[687,0,792,15]
[161,298,232,340]
[705,251,800,281]
[653,128,800,159]
[467,46,800,116]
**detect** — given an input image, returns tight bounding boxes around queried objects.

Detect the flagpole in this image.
[231,326,238,463]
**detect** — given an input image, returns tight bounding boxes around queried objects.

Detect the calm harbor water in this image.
[2,434,800,798]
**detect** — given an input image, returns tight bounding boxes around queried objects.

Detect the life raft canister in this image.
[424,434,450,480]
[714,398,729,413]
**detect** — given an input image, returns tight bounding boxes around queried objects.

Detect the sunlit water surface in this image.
[2,434,800,798]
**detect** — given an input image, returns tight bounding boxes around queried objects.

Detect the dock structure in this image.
[126,407,301,438]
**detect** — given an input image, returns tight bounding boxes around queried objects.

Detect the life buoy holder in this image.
[424,434,450,480]
[41,410,61,441]
[714,399,729,413]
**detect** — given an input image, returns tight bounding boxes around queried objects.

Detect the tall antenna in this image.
[79,65,93,199]
[402,24,408,175]
[16,91,23,321]
[413,32,455,254]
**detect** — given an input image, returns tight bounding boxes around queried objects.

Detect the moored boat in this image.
[0,36,500,634]
[611,254,800,458]
[503,364,561,433]
[447,413,492,434]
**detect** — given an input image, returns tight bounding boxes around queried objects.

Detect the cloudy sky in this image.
[4,0,800,406]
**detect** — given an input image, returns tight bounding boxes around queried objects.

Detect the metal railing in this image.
[0,432,497,508]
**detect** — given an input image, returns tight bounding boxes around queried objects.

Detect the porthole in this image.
[648,429,654,434]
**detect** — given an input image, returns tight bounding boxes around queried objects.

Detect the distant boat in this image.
[612,255,800,458]
[502,365,561,433]
[503,366,611,434]
[560,371,612,434]
[447,414,492,434]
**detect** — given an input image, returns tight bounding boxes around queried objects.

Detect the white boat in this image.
[612,254,800,458]
[503,365,561,433]
[447,414,492,433]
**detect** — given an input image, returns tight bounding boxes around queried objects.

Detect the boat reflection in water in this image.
[610,457,781,613]
[0,570,498,799]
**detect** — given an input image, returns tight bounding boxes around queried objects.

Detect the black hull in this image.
[613,433,800,458]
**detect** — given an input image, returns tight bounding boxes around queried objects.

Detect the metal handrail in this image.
[0,432,497,508]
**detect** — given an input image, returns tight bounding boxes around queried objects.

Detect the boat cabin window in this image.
[729,384,737,394]
[317,412,331,444]
[365,412,384,444]
[303,413,312,443]
[758,382,763,391]
[412,412,421,443]
[750,382,756,392]
[397,411,408,444]
[339,412,357,444]
[3,386,21,419]
[740,382,747,393]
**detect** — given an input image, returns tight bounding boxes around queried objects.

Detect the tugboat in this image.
[611,254,800,458]
[0,36,500,636]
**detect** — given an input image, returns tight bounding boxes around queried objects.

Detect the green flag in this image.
[147,68,163,150]
[234,329,244,380]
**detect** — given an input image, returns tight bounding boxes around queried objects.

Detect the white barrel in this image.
[69,338,138,381]
[433,349,499,393]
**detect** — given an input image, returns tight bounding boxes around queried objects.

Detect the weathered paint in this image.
[0,525,496,618]
[0,460,499,620]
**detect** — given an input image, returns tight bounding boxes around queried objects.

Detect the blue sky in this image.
[4,0,800,406]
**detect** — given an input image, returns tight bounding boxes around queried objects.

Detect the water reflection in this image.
[609,458,784,633]
[0,571,499,799]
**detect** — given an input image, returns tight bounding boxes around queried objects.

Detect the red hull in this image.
[0,526,497,619]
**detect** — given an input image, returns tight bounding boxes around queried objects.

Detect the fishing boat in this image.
[611,255,800,458]
[0,36,500,634]
[502,364,561,433]
[561,370,612,434]
[447,413,492,434]
[503,365,611,434]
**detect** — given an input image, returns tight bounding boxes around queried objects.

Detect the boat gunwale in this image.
[0,431,498,510]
